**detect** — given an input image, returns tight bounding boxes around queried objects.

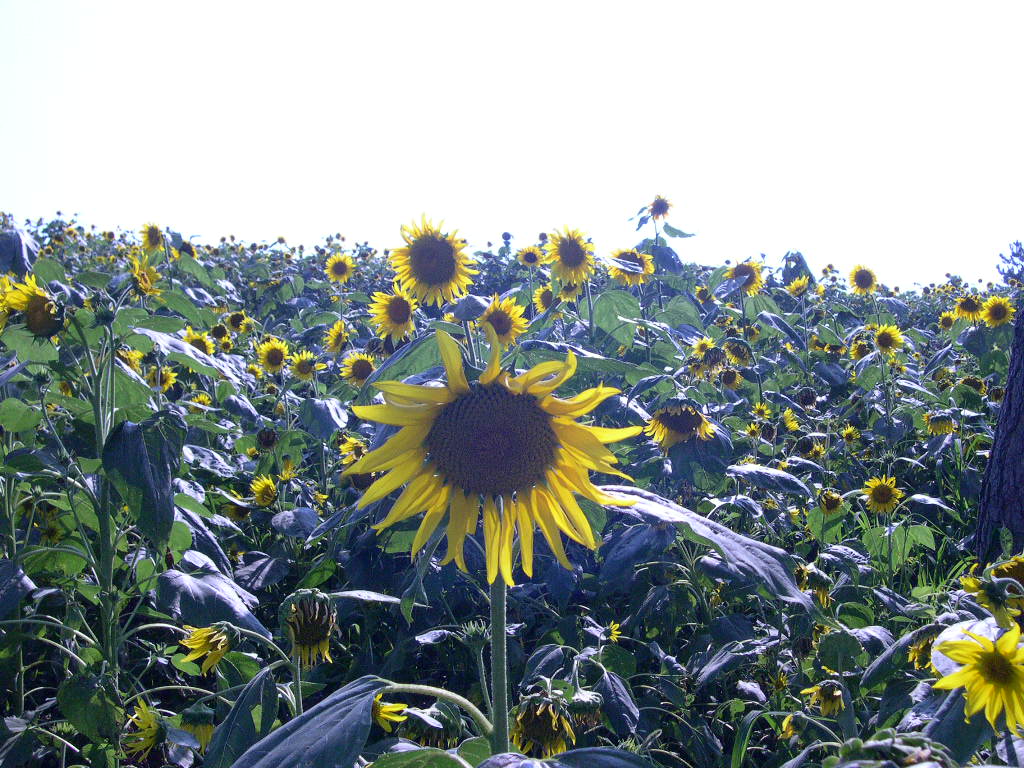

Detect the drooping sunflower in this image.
[290,350,326,381]
[606,249,654,286]
[938,311,956,331]
[800,681,844,717]
[284,591,336,667]
[923,412,957,435]
[124,701,163,759]
[874,324,904,353]
[786,275,810,297]
[955,294,984,322]
[861,475,904,514]
[324,319,349,356]
[256,337,290,374]
[478,294,528,347]
[180,703,215,753]
[344,327,641,585]
[533,284,556,314]
[982,296,1015,328]
[723,339,753,366]
[961,574,1024,628]
[782,408,800,432]
[933,624,1024,735]
[340,352,376,386]
[184,326,215,356]
[5,275,62,337]
[390,216,477,306]
[140,222,164,253]
[648,195,671,220]
[339,434,368,466]
[849,265,877,295]
[251,475,277,507]
[369,286,418,343]
[511,690,576,758]
[544,228,596,285]
[645,404,715,451]
[726,260,764,296]
[325,253,355,284]
[372,694,409,732]
[719,368,743,390]
[180,625,230,674]
[517,246,544,269]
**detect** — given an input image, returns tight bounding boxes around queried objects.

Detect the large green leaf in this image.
[204,668,278,768]
[370,749,466,768]
[593,290,641,349]
[56,674,123,745]
[726,463,811,497]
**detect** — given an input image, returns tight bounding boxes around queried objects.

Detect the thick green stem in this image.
[381,683,492,737]
[489,579,510,753]
[584,281,596,342]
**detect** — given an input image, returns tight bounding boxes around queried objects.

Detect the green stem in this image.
[382,683,492,739]
[584,280,596,343]
[489,579,510,753]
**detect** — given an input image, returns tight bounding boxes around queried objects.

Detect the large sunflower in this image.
[5,275,62,337]
[544,228,596,285]
[874,324,904,353]
[325,253,355,284]
[256,337,289,373]
[370,286,418,343]
[933,624,1024,735]
[606,249,655,286]
[390,216,477,306]
[849,265,877,295]
[140,222,164,254]
[861,475,904,514]
[726,261,764,296]
[982,296,1015,328]
[645,404,715,451]
[344,327,641,585]
[478,294,528,347]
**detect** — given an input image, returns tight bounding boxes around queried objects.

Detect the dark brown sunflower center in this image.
[657,408,704,438]
[854,270,874,288]
[332,260,349,276]
[940,316,953,328]
[265,348,285,367]
[387,297,411,324]
[871,485,893,504]
[229,312,245,329]
[722,371,738,385]
[651,198,670,216]
[146,229,161,247]
[211,325,228,339]
[540,289,553,308]
[557,240,587,268]
[25,295,60,336]
[960,297,980,312]
[963,376,984,391]
[351,359,374,380]
[487,310,512,337]
[823,494,841,511]
[990,303,1008,320]
[877,332,893,348]
[189,337,209,353]
[425,384,557,496]
[296,359,314,374]
[409,236,457,285]
[980,650,1014,684]
[732,264,755,287]
[523,250,538,263]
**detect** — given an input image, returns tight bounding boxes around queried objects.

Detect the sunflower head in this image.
[226,310,249,333]
[345,326,640,585]
[325,253,355,284]
[140,223,164,253]
[129,251,162,297]
[251,474,277,507]
[257,337,290,373]
[281,589,336,667]
[923,411,957,436]
[179,702,215,753]
[819,489,844,515]
[341,352,376,386]
[124,701,164,759]
[184,326,215,356]
[390,217,477,306]
[648,195,672,219]
[786,275,810,297]
[874,324,904,353]
[533,284,556,314]
[983,296,1015,328]
[558,282,583,302]
[180,624,231,675]
[800,681,844,717]
[517,246,544,268]
[478,294,528,347]
[290,350,325,381]
[147,365,178,392]
[938,310,956,331]
[849,265,877,295]
[544,228,596,285]
[782,408,799,432]
[5,275,63,337]
[324,319,349,355]
[955,294,984,322]
[841,424,860,443]
[907,626,942,671]
[370,286,418,343]
[607,249,654,286]
[719,368,743,390]
[861,475,904,514]
[511,687,576,758]
[726,261,764,296]
[961,574,1024,628]
[372,693,409,733]
[339,434,369,466]
[645,403,715,451]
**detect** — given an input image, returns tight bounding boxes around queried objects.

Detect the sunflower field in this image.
[1,203,1023,768]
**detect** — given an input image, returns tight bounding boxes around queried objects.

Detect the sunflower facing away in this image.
[257,337,290,373]
[861,475,904,514]
[180,625,230,674]
[373,693,409,732]
[645,404,715,451]
[478,294,528,347]
[849,265,877,295]
[982,296,1015,328]
[284,591,336,667]
[370,286,418,343]
[344,327,641,585]
[606,249,655,286]
[325,253,355,284]
[390,216,477,306]
[726,260,764,296]
[129,250,162,296]
[544,228,596,285]
[341,352,376,386]
[933,623,1024,735]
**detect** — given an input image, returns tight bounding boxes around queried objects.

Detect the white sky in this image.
[1,2,1022,289]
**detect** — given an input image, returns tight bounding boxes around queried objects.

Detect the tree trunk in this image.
[975,311,1024,563]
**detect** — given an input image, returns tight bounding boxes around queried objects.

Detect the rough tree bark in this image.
[974,310,1024,563]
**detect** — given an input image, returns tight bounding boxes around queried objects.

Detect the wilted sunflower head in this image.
[645,403,715,451]
[796,387,818,409]
[982,296,1015,328]
[849,265,877,295]
[180,624,231,675]
[726,260,764,296]
[544,228,596,284]
[907,626,942,671]
[325,253,355,284]
[511,687,576,758]
[960,375,987,395]
[989,386,1006,403]
[179,702,215,753]
[390,216,477,306]
[281,589,337,667]
[478,294,528,347]
[923,411,957,436]
[800,680,844,717]
[719,368,743,390]
[607,249,654,286]
[124,700,164,759]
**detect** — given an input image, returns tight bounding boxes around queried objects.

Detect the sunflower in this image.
[325,253,355,284]
[369,286,418,343]
[924,412,957,435]
[558,282,583,302]
[5,275,62,337]
[982,296,1015,328]
[841,424,860,443]
[874,324,904,353]
[372,694,409,732]
[344,327,640,585]
[608,621,622,643]
[961,575,1024,628]
[146,365,178,392]
[820,490,844,515]
[955,294,984,322]
[478,294,528,347]
[960,375,988,395]
[534,284,556,314]
[180,625,230,674]
[140,222,164,253]
[800,681,844,717]
[782,408,799,432]
[226,310,250,333]
[339,434,368,466]
[290,350,326,381]
[256,337,289,373]
[861,475,904,514]
[606,249,654,286]
[340,352,376,386]
[284,591,336,667]
[180,703,215,753]
[719,368,743,390]
[544,228,596,285]
[124,701,163,759]
[118,347,145,374]
[184,326,215,356]
[849,339,872,360]
[786,275,810,297]
[390,216,477,306]
[517,246,544,268]
[745,422,762,438]
[251,475,277,507]
[645,404,714,451]
[648,195,671,219]
[511,691,576,758]
[933,624,1024,735]
[908,628,941,671]
[726,260,764,296]
[129,250,162,296]
[324,319,349,356]
[849,266,877,295]
[938,311,956,331]
[692,336,715,357]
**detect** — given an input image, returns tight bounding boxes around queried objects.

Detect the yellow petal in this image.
[540,385,620,417]
[480,324,503,385]
[375,380,455,404]
[517,500,535,578]
[499,498,516,586]
[483,497,501,584]
[357,455,425,507]
[346,423,431,474]
[436,331,470,394]
[374,472,438,529]
[352,403,436,426]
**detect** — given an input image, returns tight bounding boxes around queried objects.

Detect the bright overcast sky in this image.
[2,2,1022,289]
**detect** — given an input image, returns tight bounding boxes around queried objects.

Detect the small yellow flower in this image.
[324,319,349,356]
[517,246,544,268]
[369,286,418,343]
[124,700,163,759]
[184,326,215,356]
[290,350,325,381]
[608,621,622,643]
[938,310,956,330]
[372,693,408,732]
[478,294,528,347]
[800,681,844,717]
[257,337,289,374]
[251,475,277,507]
[786,275,810,297]
[849,265,877,295]
[147,365,178,392]
[982,296,1015,328]
[645,405,714,451]
[140,222,164,253]
[340,352,376,386]
[782,408,799,432]
[325,253,355,284]
[544,228,596,285]
[179,625,230,674]
[874,325,904,353]
[861,475,904,514]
